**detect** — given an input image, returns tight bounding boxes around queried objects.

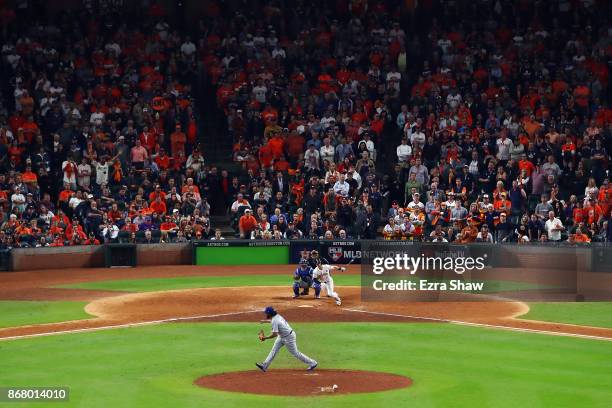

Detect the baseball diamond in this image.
[1,0,611,407]
[0,263,612,407]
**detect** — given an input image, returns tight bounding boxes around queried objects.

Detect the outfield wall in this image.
[7,243,191,271]
[3,242,612,301]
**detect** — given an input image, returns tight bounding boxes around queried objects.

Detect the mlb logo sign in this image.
[328,247,343,262]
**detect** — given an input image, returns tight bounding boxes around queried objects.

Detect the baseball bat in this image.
[341,258,356,270]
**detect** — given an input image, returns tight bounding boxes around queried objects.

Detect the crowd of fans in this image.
[0,1,213,247]
[220,0,611,243]
[0,0,610,248]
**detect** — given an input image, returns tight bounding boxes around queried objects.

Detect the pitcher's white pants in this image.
[262,331,316,369]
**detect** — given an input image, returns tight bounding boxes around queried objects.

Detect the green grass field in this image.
[0,323,612,408]
[520,303,612,329]
[1,322,611,408]
[0,300,91,328]
[3,273,612,407]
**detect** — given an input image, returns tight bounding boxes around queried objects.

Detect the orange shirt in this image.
[518,159,535,176]
[573,207,586,224]
[522,118,541,137]
[22,170,37,184]
[268,136,285,159]
[160,222,178,232]
[21,121,39,142]
[262,106,278,122]
[274,159,290,172]
[149,191,167,202]
[239,214,258,233]
[170,131,187,156]
[561,142,576,153]
[258,144,274,168]
[107,209,123,222]
[150,200,167,215]
[15,225,31,236]
[155,154,171,170]
[58,189,73,202]
[573,233,590,243]
[494,199,512,211]
[181,184,200,194]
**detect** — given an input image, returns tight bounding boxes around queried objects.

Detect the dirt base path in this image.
[0,265,611,341]
[194,369,412,396]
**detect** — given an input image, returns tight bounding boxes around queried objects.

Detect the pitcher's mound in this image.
[194,369,412,396]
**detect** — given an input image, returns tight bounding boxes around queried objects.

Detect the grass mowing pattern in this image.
[0,300,91,328]
[520,302,612,329]
[0,323,610,408]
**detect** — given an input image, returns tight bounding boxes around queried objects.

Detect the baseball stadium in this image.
[0,0,611,407]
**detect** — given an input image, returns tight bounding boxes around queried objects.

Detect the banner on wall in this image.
[288,240,320,264]
[287,240,363,264]
[319,240,362,264]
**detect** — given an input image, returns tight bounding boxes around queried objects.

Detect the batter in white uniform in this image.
[313,260,344,305]
[256,306,318,372]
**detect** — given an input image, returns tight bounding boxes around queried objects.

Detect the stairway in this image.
[208,215,235,237]
[197,79,233,166]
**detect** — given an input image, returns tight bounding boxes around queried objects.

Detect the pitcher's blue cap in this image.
[264,306,276,315]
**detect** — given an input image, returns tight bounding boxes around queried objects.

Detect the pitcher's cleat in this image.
[307,363,318,371]
[335,299,342,306]
[255,363,266,372]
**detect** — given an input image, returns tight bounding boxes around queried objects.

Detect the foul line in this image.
[0,310,261,342]
[342,308,612,342]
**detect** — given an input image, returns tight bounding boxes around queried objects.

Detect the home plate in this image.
[297,305,314,308]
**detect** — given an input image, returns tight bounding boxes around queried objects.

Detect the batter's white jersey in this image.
[313,264,333,283]
[313,264,341,303]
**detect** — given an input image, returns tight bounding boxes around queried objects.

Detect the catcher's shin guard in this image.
[293,282,300,296]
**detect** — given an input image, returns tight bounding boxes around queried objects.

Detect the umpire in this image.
[307,250,329,269]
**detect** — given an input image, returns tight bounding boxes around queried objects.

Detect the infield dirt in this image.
[0,265,611,340]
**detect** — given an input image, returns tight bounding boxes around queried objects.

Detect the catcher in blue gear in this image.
[293,259,321,298]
